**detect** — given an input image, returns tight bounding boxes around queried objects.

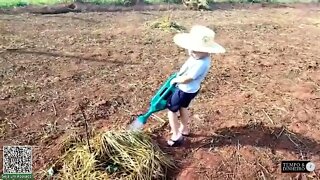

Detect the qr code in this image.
[3,146,32,174]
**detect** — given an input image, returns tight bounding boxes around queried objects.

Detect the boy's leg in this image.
[167,110,180,140]
[166,89,184,145]
[179,107,190,135]
[178,90,199,135]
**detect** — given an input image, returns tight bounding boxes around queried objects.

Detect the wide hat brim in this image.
[173,33,226,54]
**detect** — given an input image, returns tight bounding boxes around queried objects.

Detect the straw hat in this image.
[173,25,226,54]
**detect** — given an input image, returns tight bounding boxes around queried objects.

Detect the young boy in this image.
[166,25,226,147]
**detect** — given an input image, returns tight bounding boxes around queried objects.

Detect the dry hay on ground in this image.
[42,130,175,180]
[182,0,211,10]
[148,15,187,32]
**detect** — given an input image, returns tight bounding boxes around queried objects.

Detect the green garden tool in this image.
[129,72,178,130]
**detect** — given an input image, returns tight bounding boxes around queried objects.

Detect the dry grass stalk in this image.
[80,106,92,153]
[52,102,57,116]
[0,118,8,138]
[258,170,267,180]
[257,161,271,179]
[283,127,307,147]
[285,134,300,147]
[262,109,274,125]
[276,126,285,139]
[151,114,166,123]
[231,140,242,179]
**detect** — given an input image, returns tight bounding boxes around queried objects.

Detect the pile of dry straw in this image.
[48,130,175,180]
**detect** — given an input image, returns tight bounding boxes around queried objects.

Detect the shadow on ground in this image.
[156,122,320,179]
[185,122,320,155]
[1,2,315,15]
[3,48,140,66]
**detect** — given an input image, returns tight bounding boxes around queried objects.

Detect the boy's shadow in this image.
[157,122,320,179]
[184,122,320,155]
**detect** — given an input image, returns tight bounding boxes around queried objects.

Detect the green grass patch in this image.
[0,0,72,8]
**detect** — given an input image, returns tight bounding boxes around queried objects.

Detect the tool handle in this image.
[157,82,176,101]
[157,70,184,100]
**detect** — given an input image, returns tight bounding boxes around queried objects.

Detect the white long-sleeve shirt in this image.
[177,56,211,93]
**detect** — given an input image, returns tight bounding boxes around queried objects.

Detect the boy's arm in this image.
[171,75,193,84]
[171,62,206,84]
[178,58,190,75]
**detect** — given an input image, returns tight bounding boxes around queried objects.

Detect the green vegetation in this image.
[0,0,70,8]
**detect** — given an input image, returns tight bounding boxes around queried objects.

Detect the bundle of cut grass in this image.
[51,130,175,180]
[183,0,211,10]
[148,15,186,33]
[57,146,109,180]
[97,130,176,180]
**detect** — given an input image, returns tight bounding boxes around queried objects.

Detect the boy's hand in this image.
[170,76,193,85]
[170,77,179,85]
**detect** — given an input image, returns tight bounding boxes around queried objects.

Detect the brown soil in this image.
[0,4,320,179]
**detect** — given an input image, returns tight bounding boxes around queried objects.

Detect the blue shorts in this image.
[166,88,199,112]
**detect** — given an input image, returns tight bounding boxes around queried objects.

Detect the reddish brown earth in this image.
[0,4,320,179]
